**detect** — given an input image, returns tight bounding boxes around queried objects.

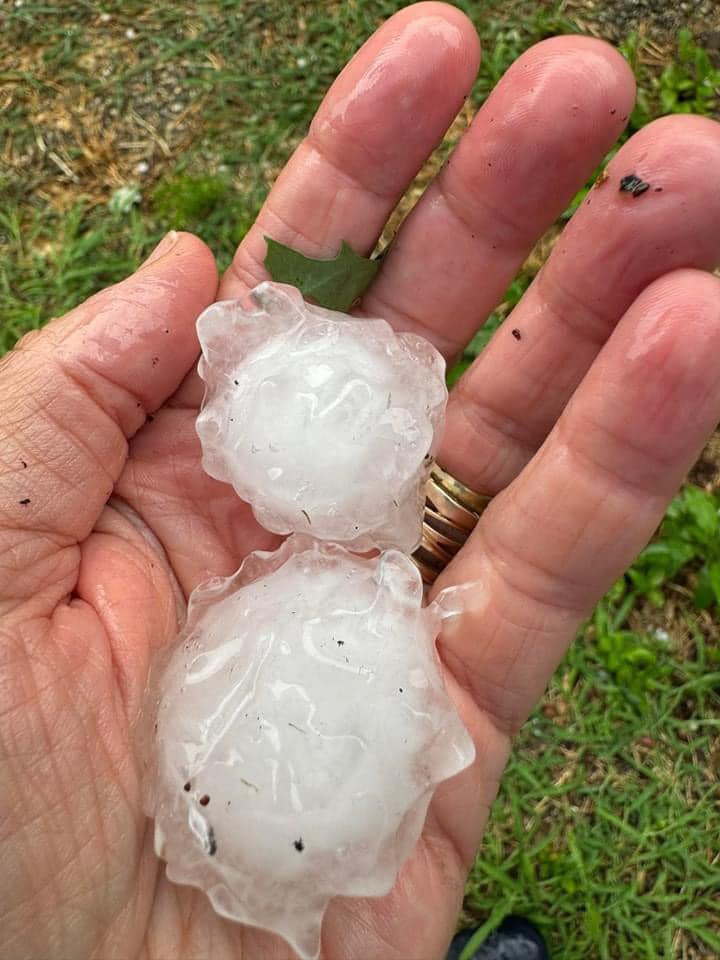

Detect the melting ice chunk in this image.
[195,283,447,551]
[141,537,474,959]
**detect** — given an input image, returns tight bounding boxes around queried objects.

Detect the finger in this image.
[219,2,480,300]
[435,269,720,734]
[359,36,635,357]
[441,115,720,494]
[0,232,217,616]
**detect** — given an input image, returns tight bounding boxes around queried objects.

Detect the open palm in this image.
[3,5,720,959]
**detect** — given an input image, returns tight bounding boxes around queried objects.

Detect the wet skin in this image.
[3,4,720,959]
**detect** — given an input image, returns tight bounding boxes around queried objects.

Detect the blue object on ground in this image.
[446,915,549,960]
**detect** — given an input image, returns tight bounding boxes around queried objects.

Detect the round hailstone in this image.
[195,282,447,552]
[141,537,474,960]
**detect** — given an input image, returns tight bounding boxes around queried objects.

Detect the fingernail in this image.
[143,230,179,267]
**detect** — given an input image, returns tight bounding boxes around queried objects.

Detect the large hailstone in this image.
[141,537,475,959]
[195,282,447,551]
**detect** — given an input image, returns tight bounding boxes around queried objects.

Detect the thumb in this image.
[0,230,217,617]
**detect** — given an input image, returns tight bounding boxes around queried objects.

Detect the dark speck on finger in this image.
[619,173,651,198]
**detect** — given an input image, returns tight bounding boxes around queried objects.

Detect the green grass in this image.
[2,2,719,957]
[464,484,720,958]
[465,635,720,958]
[0,0,571,350]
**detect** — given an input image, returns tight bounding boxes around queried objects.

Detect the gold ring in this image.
[412,462,492,586]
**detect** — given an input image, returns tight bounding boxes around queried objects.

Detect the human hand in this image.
[3,4,720,959]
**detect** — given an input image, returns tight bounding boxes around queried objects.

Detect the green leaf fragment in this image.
[263,237,380,312]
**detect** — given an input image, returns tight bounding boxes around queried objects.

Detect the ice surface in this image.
[142,537,475,959]
[195,283,447,551]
